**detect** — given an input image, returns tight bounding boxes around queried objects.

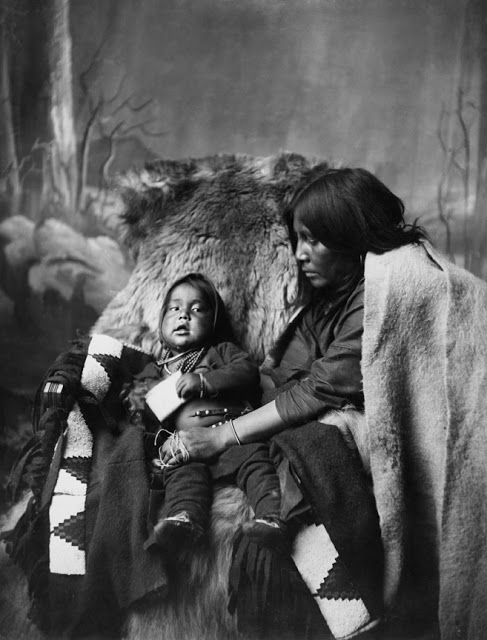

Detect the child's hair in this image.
[158,273,236,346]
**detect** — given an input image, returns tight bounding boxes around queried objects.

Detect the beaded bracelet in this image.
[229,418,242,445]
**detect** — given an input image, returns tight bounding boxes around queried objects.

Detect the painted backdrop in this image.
[0,0,485,503]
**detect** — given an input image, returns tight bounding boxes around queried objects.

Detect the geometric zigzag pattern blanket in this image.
[292,524,378,639]
[46,333,378,638]
[49,334,123,575]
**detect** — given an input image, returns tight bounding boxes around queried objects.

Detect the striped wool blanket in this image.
[48,334,124,575]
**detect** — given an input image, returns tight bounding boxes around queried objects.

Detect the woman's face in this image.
[161,283,213,353]
[293,213,356,290]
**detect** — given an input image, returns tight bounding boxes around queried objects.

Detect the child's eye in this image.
[169,305,179,312]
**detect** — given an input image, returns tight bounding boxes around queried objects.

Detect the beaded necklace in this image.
[157,347,206,375]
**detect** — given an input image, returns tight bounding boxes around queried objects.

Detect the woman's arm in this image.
[275,284,364,426]
[161,399,286,464]
[165,285,364,465]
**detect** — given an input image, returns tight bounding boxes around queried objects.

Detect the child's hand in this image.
[160,437,180,467]
[176,373,201,399]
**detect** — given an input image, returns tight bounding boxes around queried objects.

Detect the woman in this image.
[160,167,429,636]
[163,167,426,457]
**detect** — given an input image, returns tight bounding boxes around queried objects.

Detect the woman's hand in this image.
[161,424,232,465]
[161,400,287,465]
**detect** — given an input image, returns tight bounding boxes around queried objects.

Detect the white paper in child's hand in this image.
[145,371,185,422]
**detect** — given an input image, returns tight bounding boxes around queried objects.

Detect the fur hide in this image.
[93,152,329,361]
[2,153,344,640]
[125,485,252,640]
[95,152,337,640]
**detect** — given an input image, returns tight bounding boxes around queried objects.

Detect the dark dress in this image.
[271,279,364,424]
[261,280,384,623]
[228,280,383,638]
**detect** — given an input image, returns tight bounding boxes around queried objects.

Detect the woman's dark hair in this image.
[284,167,428,309]
[158,273,236,346]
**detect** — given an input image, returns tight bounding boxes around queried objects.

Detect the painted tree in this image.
[76,54,165,215]
[0,0,78,221]
[467,0,487,276]
[0,1,21,215]
[436,0,487,276]
[42,0,78,220]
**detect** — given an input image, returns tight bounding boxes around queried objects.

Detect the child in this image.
[124,273,288,555]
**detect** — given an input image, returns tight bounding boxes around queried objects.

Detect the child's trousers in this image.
[159,443,282,529]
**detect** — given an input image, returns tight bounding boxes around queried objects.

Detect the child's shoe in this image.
[153,511,204,553]
[241,517,289,552]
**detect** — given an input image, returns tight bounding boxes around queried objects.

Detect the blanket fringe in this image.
[2,496,51,633]
[228,529,329,639]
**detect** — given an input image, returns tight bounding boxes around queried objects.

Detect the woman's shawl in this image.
[363,242,487,639]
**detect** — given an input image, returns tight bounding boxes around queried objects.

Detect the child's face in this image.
[161,283,214,353]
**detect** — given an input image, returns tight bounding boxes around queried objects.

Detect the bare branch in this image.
[111,96,154,117]
[79,41,104,100]
[0,161,14,179]
[436,179,455,262]
[77,99,102,209]
[32,138,52,153]
[437,104,449,155]
[75,40,163,207]
[456,90,471,175]
[17,153,34,175]
[455,87,473,265]
[119,118,157,136]
[451,157,466,176]
[436,102,457,261]
[99,132,119,185]
[108,121,125,138]
[78,15,117,112]
[105,73,128,106]
[138,124,167,138]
